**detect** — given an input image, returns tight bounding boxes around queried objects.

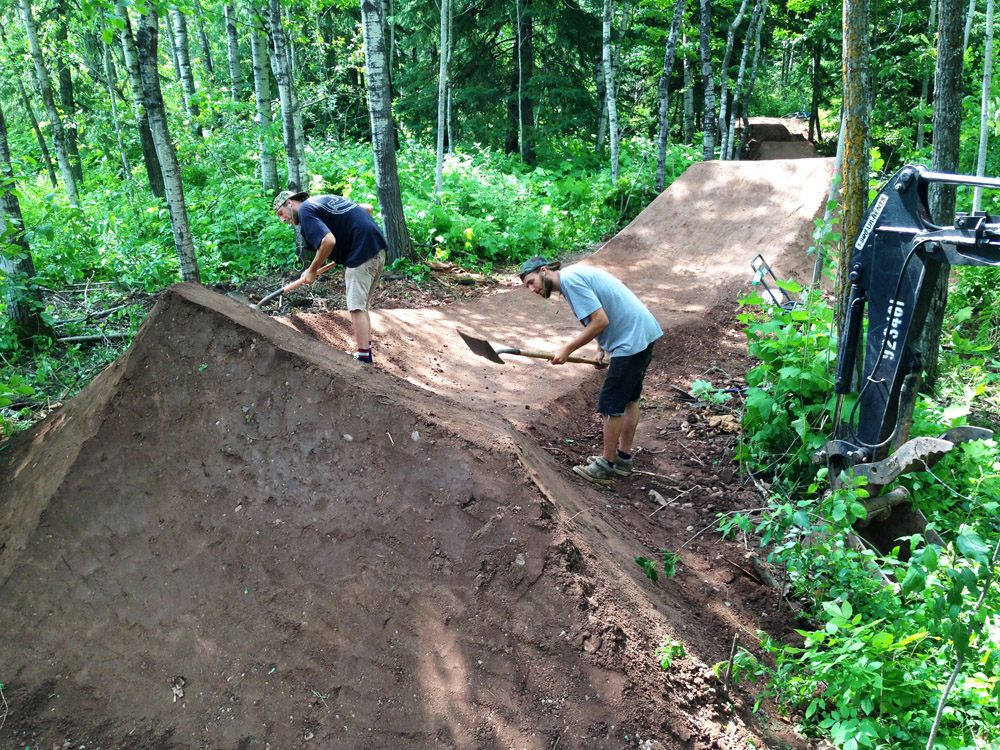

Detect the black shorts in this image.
[597,342,656,416]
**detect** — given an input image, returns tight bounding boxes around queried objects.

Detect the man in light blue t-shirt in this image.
[519,256,662,485]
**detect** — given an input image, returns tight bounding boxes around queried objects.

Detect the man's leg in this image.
[349,309,371,353]
[618,398,641,455]
[602,413,624,463]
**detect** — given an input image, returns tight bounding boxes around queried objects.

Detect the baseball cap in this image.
[518,256,561,279]
[272,190,310,212]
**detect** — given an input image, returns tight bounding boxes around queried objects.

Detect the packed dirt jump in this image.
[1,146,834,749]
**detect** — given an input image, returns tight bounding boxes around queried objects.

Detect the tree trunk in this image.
[717,0,750,162]
[655,0,685,188]
[55,6,83,183]
[683,37,695,145]
[435,0,450,199]
[102,39,132,180]
[726,0,765,159]
[595,63,607,152]
[517,0,536,165]
[19,0,79,206]
[920,0,966,386]
[699,0,717,160]
[963,0,976,50]
[268,0,305,192]
[116,3,166,199]
[916,0,937,150]
[0,99,52,344]
[225,0,245,100]
[250,5,279,192]
[170,8,202,137]
[360,0,413,261]
[603,0,620,180]
[839,0,871,332]
[192,0,216,84]
[808,42,823,141]
[135,9,201,284]
[16,75,58,187]
[972,0,994,211]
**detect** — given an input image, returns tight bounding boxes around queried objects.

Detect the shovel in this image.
[458,329,604,366]
[252,262,337,310]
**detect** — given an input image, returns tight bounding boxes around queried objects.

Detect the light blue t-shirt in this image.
[559,265,663,357]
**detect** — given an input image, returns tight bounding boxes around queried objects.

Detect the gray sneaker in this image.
[573,456,616,485]
[588,453,633,477]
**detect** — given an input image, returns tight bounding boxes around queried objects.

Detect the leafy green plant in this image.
[689,379,733,405]
[635,549,679,582]
[654,637,686,670]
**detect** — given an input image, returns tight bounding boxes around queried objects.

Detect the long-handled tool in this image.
[458,330,604,366]
[252,262,337,310]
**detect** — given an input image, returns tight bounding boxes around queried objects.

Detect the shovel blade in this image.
[457,330,506,364]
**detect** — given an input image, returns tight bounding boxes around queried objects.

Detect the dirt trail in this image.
[1,152,834,750]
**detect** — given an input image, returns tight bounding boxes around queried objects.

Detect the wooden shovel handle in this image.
[497,348,604,367]
[280,261,337,293]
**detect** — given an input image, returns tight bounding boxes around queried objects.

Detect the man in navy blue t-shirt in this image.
[273,191,387,363]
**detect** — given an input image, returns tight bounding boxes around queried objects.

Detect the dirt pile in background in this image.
[1,150,836,749]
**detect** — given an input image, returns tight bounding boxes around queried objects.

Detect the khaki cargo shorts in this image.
[345,248,386,311]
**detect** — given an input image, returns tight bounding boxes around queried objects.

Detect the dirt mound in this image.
[0,158,835,749]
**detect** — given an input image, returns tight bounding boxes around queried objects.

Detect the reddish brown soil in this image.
[1,150,835,749]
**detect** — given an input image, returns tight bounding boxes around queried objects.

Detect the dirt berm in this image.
[0,156,834,749]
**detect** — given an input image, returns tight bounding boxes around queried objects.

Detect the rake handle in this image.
[255,262,337,308]
[496,348,604,367]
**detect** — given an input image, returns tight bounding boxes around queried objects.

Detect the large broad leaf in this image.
[900,564,927,595]
[956,529,991,564]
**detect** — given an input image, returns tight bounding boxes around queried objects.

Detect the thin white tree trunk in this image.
[192,0,215,83]
[602,0,620,181]
[268,0,304,191]
[963,0,976,50]
[135,9,201,283]
[700,0,717,160]
[115,2,166,198]
[726,0,765,159]
[683,38,695,145]
[19,0,78,206]
[102,39,132,180]
[655,0,685,188]
[735,0,769,157]
[225,1,245,100]
[972,0,994,211]
[250,6,279,191]
[360,0,413,260]
[435,0,450,199]
[170,8,202,137]
[718,0,750,160]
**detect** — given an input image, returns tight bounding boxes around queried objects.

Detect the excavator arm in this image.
[813,165,1000,549]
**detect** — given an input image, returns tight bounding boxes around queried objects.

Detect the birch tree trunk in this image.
[19,0,79,206]
[250,6,279,192]
[435,0,450,199]
[54,5,82,182]
[360,0,413,261]
[920,0,966,386]
[916,0,937,150]
[839,0,871,331]
[268,0,305,191]
[725,0,765,159]
[595,64,608,152]
[734,0,769,158]
[682,38,695,145]
[655,0,685,189]
[963,0,976,51]
[0,99,51,343]
[135,9,201,284]
[171,8,203,137]
[699,0,717,160]
[192,0,215,84]
[717,0,749,161]
[225,1,244,100]
[972,0,995,211]
[102,39,131,180]
[602,0,620,181]
[115,2,166,199]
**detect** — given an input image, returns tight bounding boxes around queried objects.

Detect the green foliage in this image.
[635,549,679,583]
[735,287,838,489]
[730,275,1000,749]
[654,637,686,671]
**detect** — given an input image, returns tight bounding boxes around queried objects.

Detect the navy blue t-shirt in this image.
[297,195,387,268]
